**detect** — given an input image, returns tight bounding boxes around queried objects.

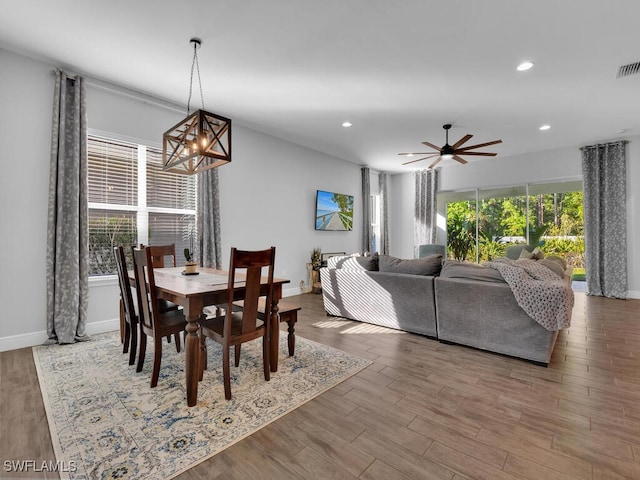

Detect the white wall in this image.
[388,173,414,259]
[389,140,640,298]
[0,48,362,351]
[219,126,361,275]
[3,46,637,352]
[437,145,582,192]
[0,49,52,345]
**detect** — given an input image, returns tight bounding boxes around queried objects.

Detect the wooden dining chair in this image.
[143,243,177,268]
[199,246,276,400]
[113,246,138,366]
[132,247,189,387]
[141,243,182,349]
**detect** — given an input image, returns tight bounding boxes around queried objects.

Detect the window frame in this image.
[87,129,197,279]
[438,179,583,263]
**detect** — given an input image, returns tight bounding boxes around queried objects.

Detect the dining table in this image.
[129,266,289,407]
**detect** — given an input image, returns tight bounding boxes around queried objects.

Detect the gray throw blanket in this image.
[484,257,574,331]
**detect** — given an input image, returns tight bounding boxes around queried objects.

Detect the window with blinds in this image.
[88,134,197,276]
[88,136,137,205]
[147,147,195,210]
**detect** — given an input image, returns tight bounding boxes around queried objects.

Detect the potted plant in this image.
[310,247,322,293]
[184,248,197,274]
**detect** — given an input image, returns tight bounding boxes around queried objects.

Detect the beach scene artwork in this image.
[315,190,354,231]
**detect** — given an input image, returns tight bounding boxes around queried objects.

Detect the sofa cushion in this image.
[518,248,532,259]
[505,244,534,260]
[517,245,545,260]
[531,247,545,259]
[441,260,506,283]
[328,253,378,271]
[545,255,567,270]
[538,258,565,279]
[518,247,538,259]
[378,254,442,276]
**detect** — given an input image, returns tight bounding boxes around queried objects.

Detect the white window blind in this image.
[87,134,197,276]
[88,136,137,205]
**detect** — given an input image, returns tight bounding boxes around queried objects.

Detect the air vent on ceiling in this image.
[617,62,640,78]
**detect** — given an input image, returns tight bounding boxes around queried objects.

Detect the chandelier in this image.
[162,38,231,175]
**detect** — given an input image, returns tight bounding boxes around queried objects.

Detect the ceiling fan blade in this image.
[428,157,443,169]
[456,151,498,156]
[457,139,503,151]
[401,154,439,165]
[420,141,442,151]
[452,155,468,164]
[397,152,434,156]
[451,134,473,150]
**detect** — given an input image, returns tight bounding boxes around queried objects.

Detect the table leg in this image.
[183,300,203,407]
[270,299,280,372]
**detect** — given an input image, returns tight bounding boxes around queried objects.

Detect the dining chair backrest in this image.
[225,247,276,338]
[131,246,187,387]
[114,245,139,364]
[142,243,177,268]
[132,247,160,335]
[114,245,137,323]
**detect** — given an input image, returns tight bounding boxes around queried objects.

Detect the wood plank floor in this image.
[1,292,640,479]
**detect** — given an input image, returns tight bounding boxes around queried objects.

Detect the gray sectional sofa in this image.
[321,254,440,338]
[320,253,573,365]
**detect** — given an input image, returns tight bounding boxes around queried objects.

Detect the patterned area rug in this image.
[33,331,370,479]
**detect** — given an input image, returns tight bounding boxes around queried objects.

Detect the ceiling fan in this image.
[399,124,502,169]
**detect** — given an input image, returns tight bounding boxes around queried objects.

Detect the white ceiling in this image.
[1,0,639,173]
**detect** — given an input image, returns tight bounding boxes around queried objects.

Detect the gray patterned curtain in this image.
[46,70,89,344]
[197,168,222,269]
[378,172,389,254]
[581,141,627,299]
[414,169,438,257]
[361,167,372,253]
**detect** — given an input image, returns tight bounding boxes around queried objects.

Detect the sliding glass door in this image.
[439,181,584,270]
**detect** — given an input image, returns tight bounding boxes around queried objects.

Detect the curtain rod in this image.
[50,68,185,115]
[579,140,629,151]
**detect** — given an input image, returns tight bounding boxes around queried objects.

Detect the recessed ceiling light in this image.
[342,121,352,128]
[539,124,551,131]
[517,61,534,71]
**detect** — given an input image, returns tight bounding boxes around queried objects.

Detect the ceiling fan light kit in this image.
[162,38,232,175]
[399,123,502,169]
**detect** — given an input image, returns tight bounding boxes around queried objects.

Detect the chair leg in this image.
[223,346,232,400]
[119,300,125,344]
[166,335,172,344]
[128,321,138,366]
[151,337,162,388]
[174,332,181,353]
[136,331,147,373]
[234,345,241,367]
[123,321,131,355]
